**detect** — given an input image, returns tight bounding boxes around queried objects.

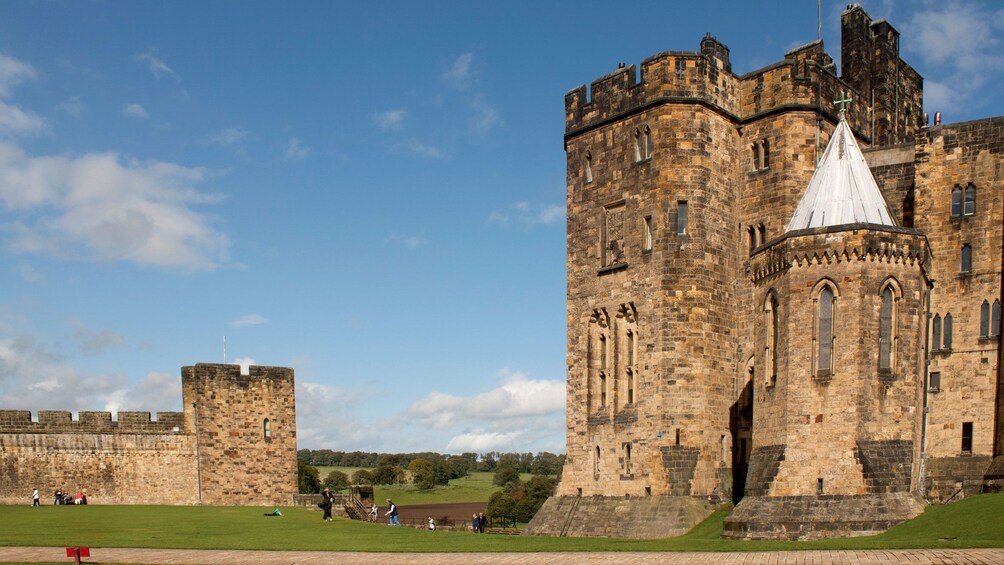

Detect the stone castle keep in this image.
[527,5,1004,539]
[0,364,297,505]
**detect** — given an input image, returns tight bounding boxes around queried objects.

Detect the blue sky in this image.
[0,1,1002,454]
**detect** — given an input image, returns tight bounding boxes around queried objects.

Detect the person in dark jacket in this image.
[318,488,334,522]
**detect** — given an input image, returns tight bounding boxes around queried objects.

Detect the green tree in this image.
[351,469,373,485]
[323,470,350,491]
[493,455,520,487]
[297,460,322,494]
[408,458,436,490]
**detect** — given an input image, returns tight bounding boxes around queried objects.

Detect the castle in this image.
[527,5,1004,539]
[0,363,297,506]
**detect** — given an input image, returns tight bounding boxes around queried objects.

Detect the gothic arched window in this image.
[951,185,963,217]
[813,281,838,377]
[263,418,272,441]
[943,314,953,349]
[878,282,899,373]
[932,314,942,351]
[964,183,976,216]
[981,301,991,338]
[764,292,779,385]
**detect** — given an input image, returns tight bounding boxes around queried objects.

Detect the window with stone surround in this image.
[962,422,973,455]
[643,216,653,252]
[929,371,941,392]
[633,126,652,163]
[585,150,594,184]
[812,280,839,378]
[263,418,272,441]
[932,315,942,351]
[964,183,976,216]
[961,244,972,273]
[981,301,990,338]
[594,446,601,477]
[994,301,1001,338]
[676,201,688,235]
[764,292,779,385]
[623,443,632,475]
[878,281,900,373]
[751,139,770,170]
[951,185,963,217]
[943,314,953,349]
[748,226,757,255]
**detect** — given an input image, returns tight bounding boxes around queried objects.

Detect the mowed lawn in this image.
[315,469,525,505]
[1,493,1003,552]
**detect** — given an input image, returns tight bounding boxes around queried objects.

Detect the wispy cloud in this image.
[281,137,312,163]
[67,318,126,355]
[58,96,83,119]
[123,103,149,119]
[206,127,250,146]
[400,138,446,159]
[489,201,564,227]
[229,314,269,327]
[901,1,1004,114]
[386,233,427,250]
[0,142,229,271]
[373,109,407,130]
[469,94,501,134]
[0,53,45,135]
[443,52,475,89]
[134,50,178,80]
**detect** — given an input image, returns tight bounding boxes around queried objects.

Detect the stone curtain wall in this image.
[0,410,198,505]
[0,363,297,506]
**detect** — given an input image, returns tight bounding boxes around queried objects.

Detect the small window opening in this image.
[964,183,976,216]
[961,244,972,273]
[932,315,942,351]
[633,128,643,163]
[676,201,688,235]
[643,126,652,160]
[929,371,941,392]
[643,216,653,251]
[675,428,681,446]
[263,418,272,441]
[758,224,766,246]
[585,151,593,184]
[993,300,1001,338]
[817,478,824,494]
[951,185,962,217]
[624,443,632,474]
[943,314,953,349]
[981,301,991,338]
[961,422,973,454]
[676,59,685,80]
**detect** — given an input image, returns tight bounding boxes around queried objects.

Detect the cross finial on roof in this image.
[834,91,852,116]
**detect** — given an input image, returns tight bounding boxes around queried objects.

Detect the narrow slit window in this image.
[961,244,972,273]
[643,216,653,251]
[585,151,593,184]
[943,314,953,349]
[263,418,272,440]
[816,285,835,376]
[624,443,632,474]
[643,126,652,160]
[633,128,642,163]
[993,300,1001,337]
[879,286,894,371]
[932,315,942,351]
[961,422,973,454]
[981,301,990,338]
[951,185,962,217]
[765,293,779,384]
[676,201,688,235]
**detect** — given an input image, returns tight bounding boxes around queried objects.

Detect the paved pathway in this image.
[2,547,1004,564]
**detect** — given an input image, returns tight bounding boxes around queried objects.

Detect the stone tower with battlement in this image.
[527,4,1003,540]
[0,363,296,506]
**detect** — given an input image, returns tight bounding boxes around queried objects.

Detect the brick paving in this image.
[2,547,1004,564]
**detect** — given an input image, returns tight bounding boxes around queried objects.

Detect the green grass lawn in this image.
[315,470,522,505]
[2,493,1002,552]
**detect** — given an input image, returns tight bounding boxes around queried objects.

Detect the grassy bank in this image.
[1,493,1002,552]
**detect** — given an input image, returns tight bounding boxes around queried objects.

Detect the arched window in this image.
[932,315,942,351]
[994,300,1001,338]
[878,284,896,372]
[951,185,962,217]
[748,226,757,255]
[643,126,652,160]
[585,150,593,183]
[751,143,759,171]
[633,128,643,163]
[813,282,838,377]
[263,418,272,441]
[594,446,601,476]
[961,244,972,273]
[943,314,953,349]
[762,139,770,169]
[981,301,991,338]
[964,183,976,216]
[764,292,779,385]
[624,443,632,474]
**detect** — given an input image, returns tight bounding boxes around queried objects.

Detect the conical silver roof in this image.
[785,117,896,232]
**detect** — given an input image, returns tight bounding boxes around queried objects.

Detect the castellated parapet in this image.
[0,363,296,506]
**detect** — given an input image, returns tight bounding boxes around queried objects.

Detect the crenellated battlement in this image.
[0,409,186,433]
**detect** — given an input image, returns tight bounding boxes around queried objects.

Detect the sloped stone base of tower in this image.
[524,495,714,539]
[722,493,926,540]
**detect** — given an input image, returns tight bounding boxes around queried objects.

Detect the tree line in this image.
[297,449,564,475]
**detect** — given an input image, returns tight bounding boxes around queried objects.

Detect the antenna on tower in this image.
[817,0,822,41]
[223,335,227,364]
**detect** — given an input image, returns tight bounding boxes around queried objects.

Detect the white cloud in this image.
[123,103,149,119]
[400,139,446,159]
[901,1,1004,113]
[0,142,229,271]
[489,201,564,227]
[295,381,384,450]
[58,96,83,119]
[281,137,312,163]
[0,54,45,135]
[385,233,427,250]
[0,334,180,414]
[444,52,475,89]
[206,127,250,146]
[0,53,36,98]
[406,369,565,428]
[373,109,407,130]
[134,50,178,80]
[469,94,501,134]
[230,314,269,327]
[67,318,126,355]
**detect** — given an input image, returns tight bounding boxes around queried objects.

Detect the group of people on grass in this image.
[32,488,86,506]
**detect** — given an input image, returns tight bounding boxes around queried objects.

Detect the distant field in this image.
[1,493,1003,552]
[313,469,532,505]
